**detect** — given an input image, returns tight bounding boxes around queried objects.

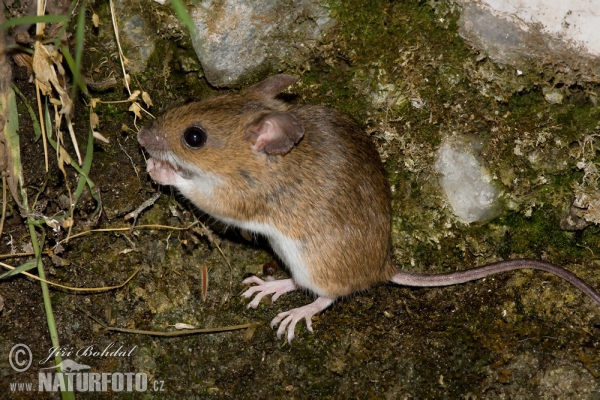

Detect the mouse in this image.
[137,74,600,342]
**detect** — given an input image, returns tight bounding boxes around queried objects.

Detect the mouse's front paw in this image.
[270,297,334,343]
[241,277,297,308]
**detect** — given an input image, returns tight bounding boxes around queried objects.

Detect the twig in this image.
[124,192,161,222]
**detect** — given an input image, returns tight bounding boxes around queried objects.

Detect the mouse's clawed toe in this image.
[270,297,335,343]
[241,278,298,308]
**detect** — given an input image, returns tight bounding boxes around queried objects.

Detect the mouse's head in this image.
[137,74,305,186]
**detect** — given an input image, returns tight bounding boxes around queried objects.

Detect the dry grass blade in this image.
[80,304,261,338]
[0,6,26,216]
[55,222,200,246]
[106,0,154,126]
[0,4,10,236]
[109,0,132,96]
[103,322,260,337]
[0,261,140,292]
[34,0,49,171]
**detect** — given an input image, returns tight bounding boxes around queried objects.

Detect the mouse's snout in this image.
[137,126,170,152]
[137,127,154,148]
[137,128,148,147]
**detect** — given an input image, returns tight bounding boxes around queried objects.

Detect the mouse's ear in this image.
[246,75,298,99]
[245,111,305,155]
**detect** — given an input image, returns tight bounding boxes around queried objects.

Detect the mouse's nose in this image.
[137,128,149,147]
[137,127,169,151]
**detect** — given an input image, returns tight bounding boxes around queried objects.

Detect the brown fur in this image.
[139,76,397,298]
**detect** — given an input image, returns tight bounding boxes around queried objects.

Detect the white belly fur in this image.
[218,217,318,296]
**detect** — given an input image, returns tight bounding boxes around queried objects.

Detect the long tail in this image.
[390,259,600,306]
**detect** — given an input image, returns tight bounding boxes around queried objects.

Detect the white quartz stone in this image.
[435,138,500,223]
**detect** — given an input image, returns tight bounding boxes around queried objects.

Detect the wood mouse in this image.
[138,74,600,342]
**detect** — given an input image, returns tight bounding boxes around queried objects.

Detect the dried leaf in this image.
[92,13,99,28]
[54,243,66,255]
[32,42,55,95]
[32,42,71,120]
[62,217,73,229]
[12,52,33,76]
[58,145,71,165]
[54,85,73,117]
[54,60,65,76]
[51,254,70,267]
[142,91,153,108]
[51,49,62,62]
[44,218,61,231]
[90,112,99,128]
[242,323,258,342]
[128,102,142,119]
[127,90,140,101]
[93,131,110,143]
[172,323,196,330]
[49,98,61,106]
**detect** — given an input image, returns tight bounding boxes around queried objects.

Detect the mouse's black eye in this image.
[182,126,207,149]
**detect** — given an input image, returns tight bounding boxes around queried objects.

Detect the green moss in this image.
[505,90,547,121]
[555,103,600,132]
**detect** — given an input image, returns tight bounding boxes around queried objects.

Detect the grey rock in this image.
[112,0,158,74]
[458,3,529,64]
[190,0,335,87]
[457,2,600,85]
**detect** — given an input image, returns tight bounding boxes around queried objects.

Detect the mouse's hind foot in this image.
[270,297,334,343]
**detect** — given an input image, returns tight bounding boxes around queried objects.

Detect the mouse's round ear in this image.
[244,111,305,155]
[246,75,299,99]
